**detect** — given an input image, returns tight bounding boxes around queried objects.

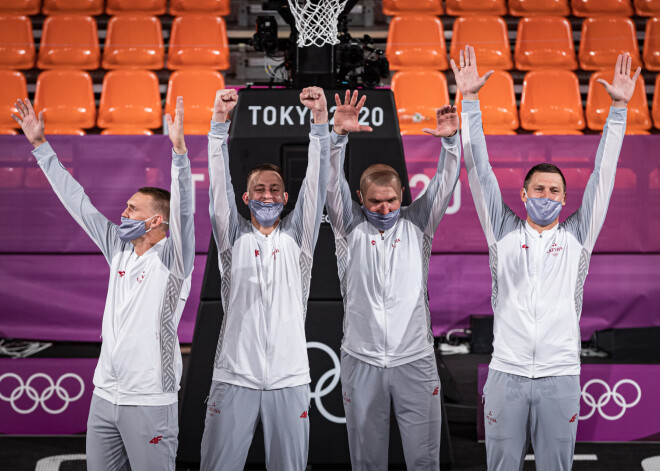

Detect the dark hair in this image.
[246,164,285,190]
[138,187,171,222]
[524,163,566,192]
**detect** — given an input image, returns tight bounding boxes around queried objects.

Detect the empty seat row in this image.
[0,0,230,16]
[0,69,225,135]
[0,14,230,71]
[386,15,653,71]
[383,0,660,17]
[391,69,657,135]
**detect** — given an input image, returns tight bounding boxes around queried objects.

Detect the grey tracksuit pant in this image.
[483,369,581,471]
[86,394,178,471]
[341,351,442,471]
[200,381,310,471]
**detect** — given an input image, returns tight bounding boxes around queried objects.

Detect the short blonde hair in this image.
[359,164,402,195]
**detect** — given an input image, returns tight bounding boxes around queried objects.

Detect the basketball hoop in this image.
[287,0,349,47]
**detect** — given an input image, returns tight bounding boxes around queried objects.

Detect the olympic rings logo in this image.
[579,378,642,421]
[0,373,85,415]
[307,342,346,424]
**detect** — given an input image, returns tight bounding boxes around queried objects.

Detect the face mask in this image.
[362,207,401,231]
[525,191,562,226]
[249,200,284,227]
[118,215,167,242]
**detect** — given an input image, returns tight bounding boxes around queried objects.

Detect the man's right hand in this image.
[12,98,46,149]
[213,89,238,123]
[450,45,494,101]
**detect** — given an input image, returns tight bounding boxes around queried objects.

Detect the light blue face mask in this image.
[248,199,284,227]
[362,207,401,231]
[525,191,562,226]
[118,215,167,242]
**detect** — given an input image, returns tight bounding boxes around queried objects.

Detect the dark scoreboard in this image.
[178,88,452,468]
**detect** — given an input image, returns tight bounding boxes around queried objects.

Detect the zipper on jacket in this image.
[531,232,544,378]
[380,231,388,367]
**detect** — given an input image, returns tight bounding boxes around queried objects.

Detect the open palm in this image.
[597,53,641,107]
[12,98,45,148]
[450,45,493,99]
[333,90,373,135]
[422,105,458,137]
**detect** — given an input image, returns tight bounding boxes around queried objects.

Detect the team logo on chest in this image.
[547,243,564,256]
[136,270,146,284]
[391,238,401,248]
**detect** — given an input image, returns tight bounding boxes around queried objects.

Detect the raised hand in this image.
[597,53,641,108]
[299,86,328,124]
[166,96,186,155]
[422,105,458,138]
[213,89,238,122]
[12,98,45,148]
[450,45,494,100]
[333,90,373,135]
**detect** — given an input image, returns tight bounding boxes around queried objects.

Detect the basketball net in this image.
[287,0,349,47]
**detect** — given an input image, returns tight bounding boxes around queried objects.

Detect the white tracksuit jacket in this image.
[326,131,461,368]
[208,120,329,390]
[33,143,195,406]
[462,100,626,378]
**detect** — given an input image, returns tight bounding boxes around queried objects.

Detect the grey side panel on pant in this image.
[341,351,442,471]
[260,384,310,471]
[200,381,310,471]
[86,395,178,471]
[484,370,580,471]
[200,381,261,471]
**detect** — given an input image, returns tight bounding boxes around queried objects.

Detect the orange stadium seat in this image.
[391,69,450,135]
[97,70,162,133]
[571,0,634,16]
[386,15,448,70]
[0,15,35,70]
[37,15,100,69]
[519,70,585,132]
[643,18,660,71]
[168,15,230,70]
[170,0,230,16]
[653,74,660,129]
[508,0,571,16]
[578,17,641,71]
[382,0,443,15]
[165,70,225,135]
[0,70,27,132]
[586,70,650,132]
[0,0,40,15]
[34,70,95,134]
[445,0,507,15]
[102,16,164,69]
[450,16,512,70]
[634,0,660,15]
[515,16,577,70]
[105,0,166,15]
[42,0,103,15]
[455,70,519,134]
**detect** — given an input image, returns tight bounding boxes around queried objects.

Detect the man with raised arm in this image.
[325,90,461,470]
[200,87,329,471]
[12,97,195,470]
[455,45,640,470]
